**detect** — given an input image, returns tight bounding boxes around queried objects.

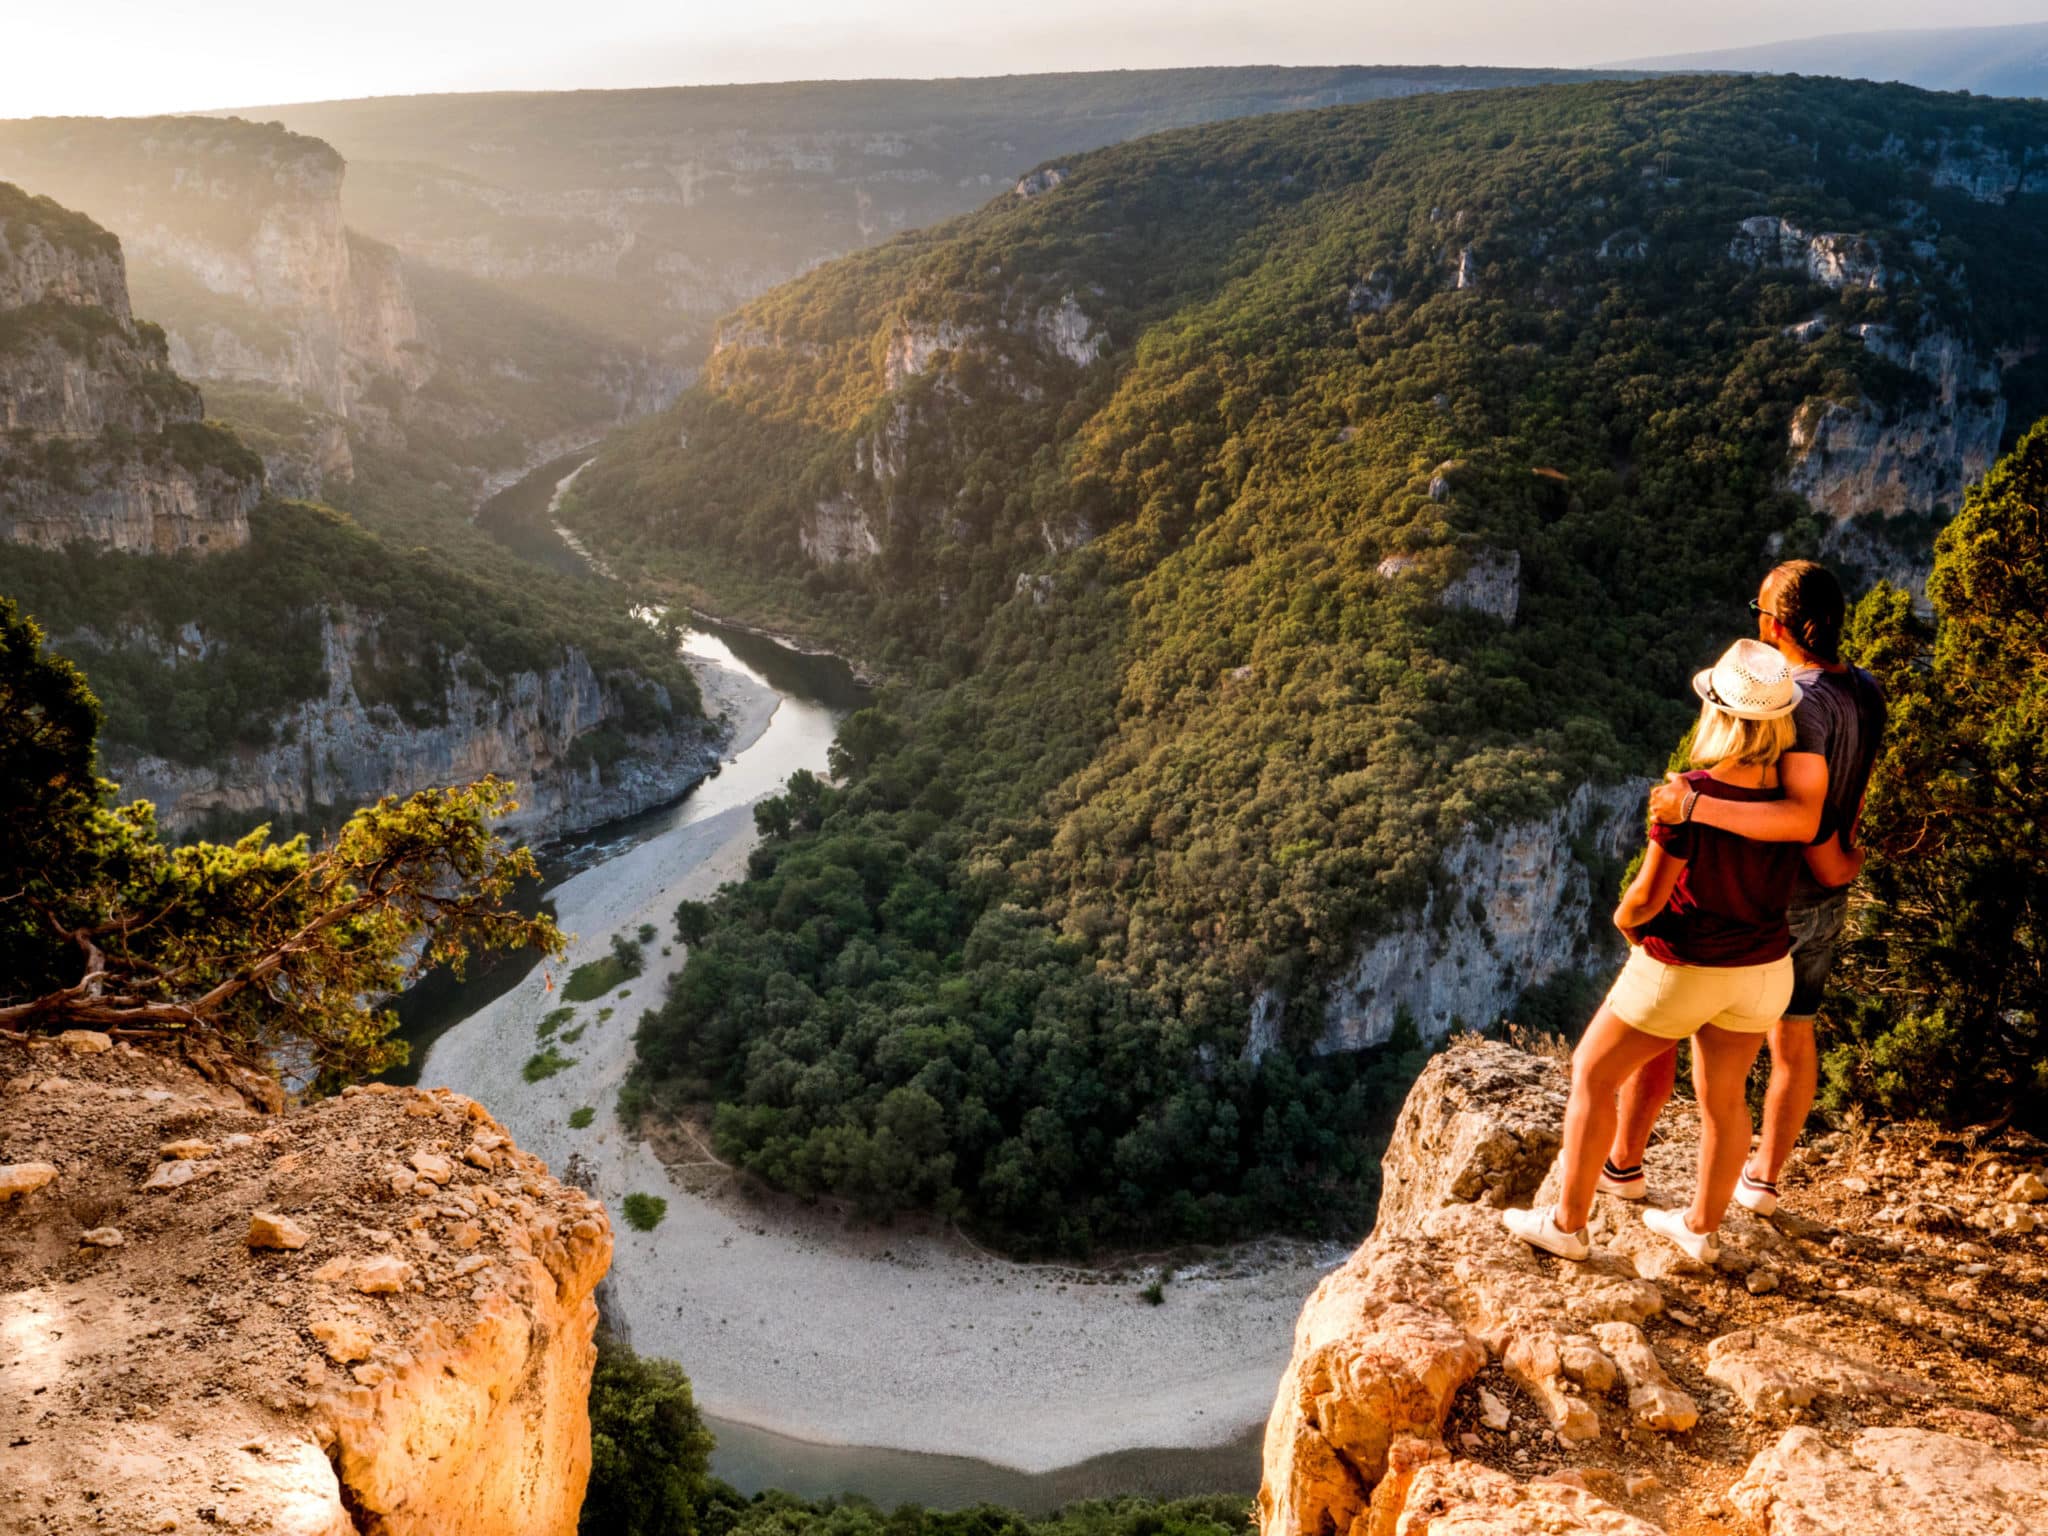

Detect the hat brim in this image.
[1692,669,1803,720]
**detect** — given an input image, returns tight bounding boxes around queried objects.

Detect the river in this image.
[405,455,1318,1512]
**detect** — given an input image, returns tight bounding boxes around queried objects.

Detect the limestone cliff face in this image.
[1277,781,1646,1057]
[0,181,262,554]
[1785,323,2006,529]
[0,1030,611,1536]
[723,295,1107,574]
[1258,1039,2048,1535]
[0,119,429,417]
[99,607,726,841]
[1728,209,2019,570]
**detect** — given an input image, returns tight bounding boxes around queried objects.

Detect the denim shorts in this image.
[1785,889,1850,1022]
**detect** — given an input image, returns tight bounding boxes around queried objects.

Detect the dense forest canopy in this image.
[570,75,2048,1249]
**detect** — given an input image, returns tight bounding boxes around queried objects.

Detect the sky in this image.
[10,0,2048,117]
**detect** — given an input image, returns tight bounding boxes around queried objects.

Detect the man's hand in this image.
[1647,771,1688,826]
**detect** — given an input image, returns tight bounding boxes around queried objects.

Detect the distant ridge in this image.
[1620,21,2048,99]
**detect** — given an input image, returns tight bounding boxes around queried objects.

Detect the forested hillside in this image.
[245,67,1624,360]
[569,75,2048,1250]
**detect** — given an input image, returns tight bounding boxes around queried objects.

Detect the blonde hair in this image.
[1689,699,1795,770]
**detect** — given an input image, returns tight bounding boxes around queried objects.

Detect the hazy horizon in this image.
[11,2,2048,119]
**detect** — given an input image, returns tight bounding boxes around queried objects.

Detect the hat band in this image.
[1705,675,1787,714]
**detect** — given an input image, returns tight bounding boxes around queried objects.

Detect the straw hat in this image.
[1693,638,1803,720]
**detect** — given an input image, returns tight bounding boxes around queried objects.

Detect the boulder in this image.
[1393,1458,1666,1534]
[247,1212,312,1250]
[0,1162,59,1201]
[1729,1426,2048,1534]
[1591,1322,1698,1433]
[352,1254,414,1294]
[1705,1323,1932,1418]
[57,1030,113,1053]
[408,1150,455,1186]
[310,1313,378,1364]
[143,1158,208,1191]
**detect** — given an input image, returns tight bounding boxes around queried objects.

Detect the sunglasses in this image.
[1748,599,1790,623]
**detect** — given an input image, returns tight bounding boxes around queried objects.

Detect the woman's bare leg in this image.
[1606,1043,1679,1170]
[1687,1024,1770,1232]
[1556,1006,1684,1231]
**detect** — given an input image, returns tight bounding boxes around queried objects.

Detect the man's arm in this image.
[1803,832,1864,888]
[1645,752,1827,842]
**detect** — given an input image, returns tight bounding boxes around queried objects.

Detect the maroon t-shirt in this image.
[1640,772,1803,967]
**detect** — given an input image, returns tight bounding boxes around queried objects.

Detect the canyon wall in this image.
[0,181,262,554]
[0,1030,612,1536]
[98,607,726,841]
[1258,1038,2048,1535]
[1307,781,1649,1055]
[1729,199,2031,580]
[0,117,424,417]
[0,116,686,503]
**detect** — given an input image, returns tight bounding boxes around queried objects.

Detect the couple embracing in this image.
[1506,560,1886,1265]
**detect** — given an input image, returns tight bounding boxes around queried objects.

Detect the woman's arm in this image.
[1803,832,1865,889]
[1614,843,1686,943]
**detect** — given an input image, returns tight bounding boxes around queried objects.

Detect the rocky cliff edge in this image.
[0,1031,610,1536]
[1259,1038,2048,1535]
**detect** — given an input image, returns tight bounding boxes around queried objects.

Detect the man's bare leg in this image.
[1750,1016,1818,1182]
[1605,1042,1679,1173]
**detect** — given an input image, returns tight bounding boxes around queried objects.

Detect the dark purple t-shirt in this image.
[1641,772,1804,967]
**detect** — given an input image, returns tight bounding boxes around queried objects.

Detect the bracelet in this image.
[1680,788,1700,824]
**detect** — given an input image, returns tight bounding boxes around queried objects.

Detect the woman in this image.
[1503,638,1831,1264]
[1607,561,1887,1216]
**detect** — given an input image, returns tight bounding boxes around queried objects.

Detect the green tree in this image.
[1826,421,2048,1124]
[674,899,715,946]
[0,597,562,1084]
[582,1330,716,1536]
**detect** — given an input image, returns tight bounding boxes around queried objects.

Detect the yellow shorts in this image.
[1604,947,1794,1040]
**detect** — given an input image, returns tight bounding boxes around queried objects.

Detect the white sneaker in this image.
[1643,1205,1719,1265]
[1597,1161,1648,1201]
[1734,1170,1780,1216]
[1502,1203,1591,1261]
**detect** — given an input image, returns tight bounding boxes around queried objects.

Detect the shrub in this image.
[622,1192,668,1231]
[569,1106,596,1129]
[523,1046,576,1082]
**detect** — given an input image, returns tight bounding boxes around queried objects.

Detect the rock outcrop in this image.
[0,118,427,417]
[1729,211,2017,581]
[1728,215,1887,291]
[1311,781,1647,1052]
[1258,1039,2048,1536]
[803,492,885,566]
[97,606,726,841]
[0,181,262,554]
[0,1031,611,1536]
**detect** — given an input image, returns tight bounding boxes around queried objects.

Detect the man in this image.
[1597,560,1887,1214]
